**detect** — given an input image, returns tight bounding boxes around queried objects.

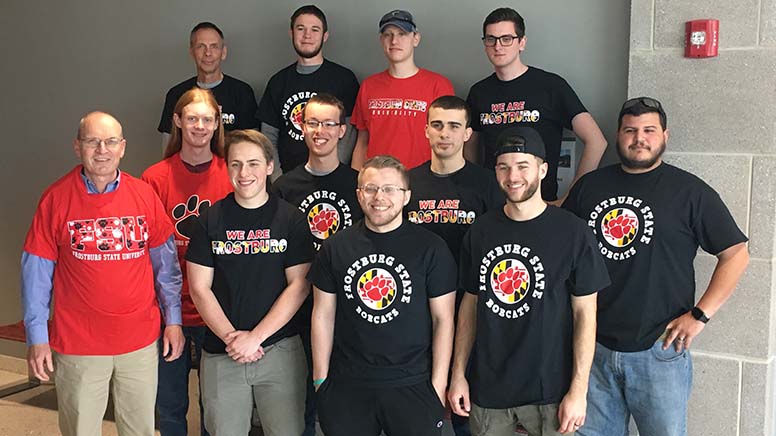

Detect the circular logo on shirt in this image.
[480,244,545,320]
[601,208,639,248]
[307,203,341,240]
[290,102,305,132]
[357,267,397,310]
[490,259,530,305]
[586,196,655,262]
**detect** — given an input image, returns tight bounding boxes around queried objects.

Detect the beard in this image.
[293,40,323,59]
[617,140,666,170]
[505,177,540,204]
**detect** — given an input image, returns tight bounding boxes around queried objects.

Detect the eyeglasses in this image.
[183,115,217,127]
[621,97,663,112]
[482,34,520,47]
[79,137,124,150]
[359,184,408,196]
[303,120,342,130]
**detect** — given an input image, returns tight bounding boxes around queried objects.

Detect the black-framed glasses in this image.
[482,34,520,47]
[621,97,663,112]
[358,184,408,196]
[79,137,124,150]
[303,120,342,129]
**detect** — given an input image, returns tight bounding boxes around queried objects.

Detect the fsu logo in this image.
[601,208,639,247]
[357,268,397,310]
[490,259,530,305]
[307,203,340,240]
[69,216,148,252]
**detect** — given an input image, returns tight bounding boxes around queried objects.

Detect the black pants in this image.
[317,379,445,436]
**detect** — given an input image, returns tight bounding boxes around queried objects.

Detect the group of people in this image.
[19,5,749,436]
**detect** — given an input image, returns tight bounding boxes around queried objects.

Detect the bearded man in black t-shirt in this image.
[563,97,749,436]
[309,155,457,436]
[449,126,610,436]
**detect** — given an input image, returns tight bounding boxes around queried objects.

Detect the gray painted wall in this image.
[0,0,629,356]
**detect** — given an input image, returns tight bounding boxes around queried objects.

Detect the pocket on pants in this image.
[650,342,687,362]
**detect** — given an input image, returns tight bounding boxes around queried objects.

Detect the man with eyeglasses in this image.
[465,7,607,204]
[259,5,360,176]
[309,155,457,436]
[449,126,609,436]
[350,9,454,170]
[159,22,258,153]
[271,93,363,436]
[563,97,749,436]
[22,111,183,436]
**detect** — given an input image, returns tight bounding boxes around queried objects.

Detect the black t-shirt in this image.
[308,220,457,387]
[563,163,747,352]
[185,193,313,354]
[405,161,503,265]
[257,60,360,172]
[459,206,610,408]
[158,75,259,134]
[466,67,587,200]
[272,163,363,251]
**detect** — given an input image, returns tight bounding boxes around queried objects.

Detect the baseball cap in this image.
[493,126,546,160]
[379,10,417,33]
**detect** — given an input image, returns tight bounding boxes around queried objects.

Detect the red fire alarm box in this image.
[685,19,719,58]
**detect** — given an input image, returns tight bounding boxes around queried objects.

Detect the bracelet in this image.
[312,378,326,386]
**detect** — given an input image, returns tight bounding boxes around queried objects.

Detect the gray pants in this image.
[470,402,569,436]
[200,335,307,436]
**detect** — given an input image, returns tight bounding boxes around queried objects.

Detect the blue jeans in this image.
[156,326,208,436]
[579,341,692,436]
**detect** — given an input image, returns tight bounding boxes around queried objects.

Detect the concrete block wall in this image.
[628,1,776,435]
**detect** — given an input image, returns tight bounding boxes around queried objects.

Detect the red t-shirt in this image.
[23,166,174,355]
[351,68,454,169]
[142,154,233,326]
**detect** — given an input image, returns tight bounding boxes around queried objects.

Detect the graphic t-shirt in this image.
[563,163,748,352]
[308,221,457,387]
[185,193,314,353]
[406,161,504,265]
[158,75,259,134]
[142,154,233,326]
[352,69,454,169]
[459,206,610,408]
[23,166,174,355]
[466,67,587,200]
[257,60,360,172]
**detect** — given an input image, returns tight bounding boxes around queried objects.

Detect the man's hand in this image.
[224,330,264,363]
[557,389,586,434]
[663,311,706,352]
[162,325,185,362]
[27,343,54,381]
[447,376,471,417]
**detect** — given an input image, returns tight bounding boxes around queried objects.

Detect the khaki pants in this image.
[200,335,307,436]
[54,341,158,436]
[471,402,569,436]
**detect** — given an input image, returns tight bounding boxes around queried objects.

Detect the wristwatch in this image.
[691,306,710,323]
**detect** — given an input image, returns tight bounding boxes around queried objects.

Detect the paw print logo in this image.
[357,268,397,310]
[173,195,211,239]
[601,208,639,247]
[307,203,340,240]
[490,259,530,304]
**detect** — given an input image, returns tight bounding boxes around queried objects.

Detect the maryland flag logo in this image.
[307,203,341,240]
[357,268,397,310]
[601,208,639,248]
[490,259,530,305]
[290,102,306,132]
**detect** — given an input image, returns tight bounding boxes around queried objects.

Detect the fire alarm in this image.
[685,19,719,58]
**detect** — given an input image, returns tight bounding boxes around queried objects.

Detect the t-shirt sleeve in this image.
[487,175,504,211]
[434,75,455,98]
[283,208,315,268]
[23,193,59,261]
[554,76,587,129]
[426,236,457,298]
[561,176,584,217]
[568,220,610,296]
[465,87,481,132]
[158,90,176,134]
[351,83,368,130]
[185,213,215,267]
[307,243,337,293]
[692,184,748,255]
[257,78,281,129]
[237,83,259,130]
[147,189,174,249]
[458,228,477,295]
[342,71,360,116]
